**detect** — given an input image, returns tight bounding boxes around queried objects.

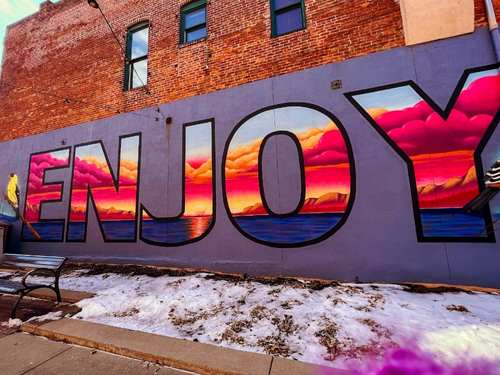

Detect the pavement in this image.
[0,333,194,375]
[22,318,347,375]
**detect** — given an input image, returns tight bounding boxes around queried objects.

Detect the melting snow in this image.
[8,270,500,369]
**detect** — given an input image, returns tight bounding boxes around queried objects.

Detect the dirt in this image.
[446,304,470,313]
[64,262,340,291]
[402,283,473,294]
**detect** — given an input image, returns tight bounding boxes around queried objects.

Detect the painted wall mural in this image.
[346,65,500,241]
[22,148,70,241]
[140,120,215,246]
[223,104,354,247]
[14,64,499,248]
[67,134,141,242]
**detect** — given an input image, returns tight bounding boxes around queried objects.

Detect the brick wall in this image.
[0,0,498,141]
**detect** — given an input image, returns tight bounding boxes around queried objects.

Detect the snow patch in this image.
[6,270,500,369]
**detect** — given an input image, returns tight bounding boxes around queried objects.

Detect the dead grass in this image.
[250,305,270,321]
[257,335,293,357]
[272,314,298,336]
[356,293,385,312]
[169,304,224,327]
[113,307,140,318]
[315,319,344,361]
[221,319,253,345]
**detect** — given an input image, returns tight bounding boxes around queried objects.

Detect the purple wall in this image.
[1,28,499,287]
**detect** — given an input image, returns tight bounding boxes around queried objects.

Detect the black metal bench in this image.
[0,253,67,318]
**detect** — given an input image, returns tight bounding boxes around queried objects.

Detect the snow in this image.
[7,270,500,369]
[27,311,63,323]
[2,318,22,328]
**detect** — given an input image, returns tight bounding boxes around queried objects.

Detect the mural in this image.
[22,148,70,241]
[140,121,215,246]
[347,65,500,241]
[223,104,354,247]
[67,134,141,242]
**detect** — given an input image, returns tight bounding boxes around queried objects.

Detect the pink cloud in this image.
[373,75,499,156]
[455,75,500,116]
[377,101,433,132]
[72,158,136,189]
[303,129,349,166]
[28,152,69,192]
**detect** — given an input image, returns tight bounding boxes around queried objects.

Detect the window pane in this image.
[275,7,303,35]
[131,59,148,88]
[274,0,301,11]
[185,7,206,29]
[186,27,207,43]
[131,27,148,59]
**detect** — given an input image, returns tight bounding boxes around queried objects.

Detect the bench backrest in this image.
[1,253,66,270]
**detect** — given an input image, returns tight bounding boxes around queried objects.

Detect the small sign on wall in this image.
[400,0,475,46]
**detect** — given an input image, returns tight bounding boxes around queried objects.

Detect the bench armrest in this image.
[21,268,56,288]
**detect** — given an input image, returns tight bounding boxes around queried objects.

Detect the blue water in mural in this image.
[22,221,65,241]
[15,211,499,242]
[420,209,490,238]
[67,221,136,241]
[234,213,344,244]
[141,216,212,244]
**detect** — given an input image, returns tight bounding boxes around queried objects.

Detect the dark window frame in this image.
[124,21,149,91]
[180,0,207,45]
[270,0,306,37]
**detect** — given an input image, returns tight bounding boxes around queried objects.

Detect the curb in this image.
[29,288,94,304]
[21,318,348,375]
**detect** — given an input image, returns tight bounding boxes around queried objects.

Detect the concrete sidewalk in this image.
[0,333,194,375]
[22,318,348,375]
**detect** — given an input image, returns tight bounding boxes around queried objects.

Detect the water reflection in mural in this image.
[140,121,215,245]
[67,134,141,242]
[348,66,500,241]
[22,148,70,241]
[223,105,354,247]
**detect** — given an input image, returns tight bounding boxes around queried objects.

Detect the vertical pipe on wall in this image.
[485,0,500,61]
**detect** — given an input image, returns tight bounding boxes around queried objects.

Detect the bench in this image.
[0,253,67,318]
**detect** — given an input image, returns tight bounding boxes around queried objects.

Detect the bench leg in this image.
[54,273,62,303]
[54,285,62,303]
[11,291,26,319]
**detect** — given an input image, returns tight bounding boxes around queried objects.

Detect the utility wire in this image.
[92,1,170,121]
[0,0,159,123]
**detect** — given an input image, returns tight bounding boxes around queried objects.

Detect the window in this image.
[124,22,149,90]
[271,0,306,36]
[180,0,207,44]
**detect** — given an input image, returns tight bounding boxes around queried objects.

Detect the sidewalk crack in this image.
[19,343,72,375]
[267,356,274,375]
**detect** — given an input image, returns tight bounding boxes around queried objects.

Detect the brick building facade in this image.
[0,0,498,140]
